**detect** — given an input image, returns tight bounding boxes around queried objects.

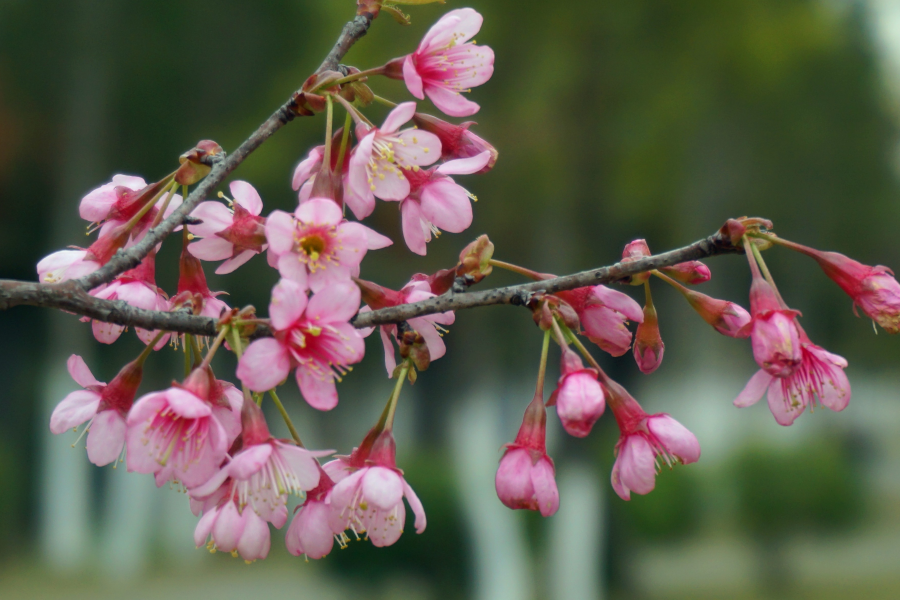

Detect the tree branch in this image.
[0,228,740,335]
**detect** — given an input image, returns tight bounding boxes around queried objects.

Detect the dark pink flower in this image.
[742,275,802,377]
[236,279,365,410]
[285,467,345,560]
[660,261,711,285]
[555,286,644,357]
[265,197,391,292]
[680,287,751,337]
[607,379,700,500]
[549,348,605,438]
[411,112,497,172]
[734,333,850,426]
[188,180,267,274]
[401,9,494,117]
[345,102,441,220]
[397,151,492,255]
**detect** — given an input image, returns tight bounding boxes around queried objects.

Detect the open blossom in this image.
[37,223,132,284]
[399,8,494,117]
[236,280,365,410]
[326,429,426,548]
[735,333,851,426]
[550,348,605,438]
[346,102,441,220]
[79,174,147,225]
[495,394,560,516]
[356,278,455,375]
[741,274,802,377]
[412,112,497,172]
[125,366,242,487]
[188,180,267,274]
[606,379,700,500]
[192,484,272,562]
[398,151,492,255]
[265,197,391,292]
[80,176,183,240]
[50,355,143,466]
[555,285,644,357]
[88,251,170,348]
[285,467,345,560]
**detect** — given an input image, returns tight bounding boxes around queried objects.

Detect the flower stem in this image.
[321,66,386,89]
[324,95,334,162]
[557,319,611,384]
[488,259,546,281]
[269,389,304,447]
[376,359,411,433]
[335,110,353,173]
[199,326,229,370]
[534,328,551,397]
[332,93,373,128]
[183,335,193,377]
[748,238,790,309]
[372,94,397,108]
[190,334,203,368]
[135,330,167,366]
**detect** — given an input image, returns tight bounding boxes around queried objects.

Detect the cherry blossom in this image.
[284,468,345,560]
[741,274,802,377]
[549,348,605,438]
[265,197,390,292]
[555,285,644,357]
[412,112,497,172]
[400,8,494,117]
[188,180,267,274]
[79,174,147,225]
[192,480,272,562]
[236,279,365,410]
[633,293,664,374]
[345,102,441,220]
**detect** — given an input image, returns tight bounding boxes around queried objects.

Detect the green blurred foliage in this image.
[614,467,702,542]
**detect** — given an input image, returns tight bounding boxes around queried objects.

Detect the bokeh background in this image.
[2,0,900,598]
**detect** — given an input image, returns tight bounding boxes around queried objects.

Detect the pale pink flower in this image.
[607,379,700,500]
[345,102,441,220]
[401,8,494,117]
[192,480,272,562]
[549,348,605,438]
[397,151,492,255]
[49,355,143,466]
[326,429,426,548]
[411,112,498,172]
[734,334,851,426]
[742,275,802,377]
[285,469,345,560]
[265,197,391,292]
[236,280,365,410]
[79,174,147,225]
[495,394,559,517]
[37,250,101,284]
[125,366,240,487]
[188,180,267,274]
[555,286,644,357]
[88,252,170,348]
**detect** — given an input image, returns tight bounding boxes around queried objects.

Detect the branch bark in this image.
[0,229,740,334]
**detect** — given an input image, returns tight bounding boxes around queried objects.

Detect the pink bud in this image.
[633,299,664,374]
[552,350,605,437]
[621,239,652,285]
[661,261,711,285]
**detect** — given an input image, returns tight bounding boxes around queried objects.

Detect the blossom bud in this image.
[747,277,802,377]
[682,288,751,337]
[411,113,498,173]
[175,140,222,185]
[457,234,494,284]
[661,261,711,285]
[621,239,652,285]
[550,349,605,437]
[633,297,664,374]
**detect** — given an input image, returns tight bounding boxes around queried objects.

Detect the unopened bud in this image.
[621,239,652,285]
[661,261,711,285]
[457,234,494,283]
[175,140,223,185]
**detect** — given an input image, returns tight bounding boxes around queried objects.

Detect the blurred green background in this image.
[2,0,900,598]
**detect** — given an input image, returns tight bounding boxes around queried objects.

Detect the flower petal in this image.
[230,180,263,215]
[50,390,101,434]
[86,410,126,466]
[270,278,309,330]
[67,355,102,388]
[733,369,773,408]
[297,367,338,411]
[237,338,291,392]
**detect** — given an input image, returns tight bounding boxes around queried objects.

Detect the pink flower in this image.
[734,334,850,426]
[191,400,325,526]
[660,261,711,285]
[411,112,497,172]
[326,429,426,548]
[88,251,170,348]
[175,245,229,320]
[236,279,365,410]
[495,393,559,517]
[555,286,644,357]
[36,223,132,284]
[549,348,605,438]
[397,151,492,255]
[79,174,147,225]
[633,296,664,374]
[679,287,751,337]
[606,379,700,500]
[265,197,391,292]
[285,467,345,560]
[188,180,267,274]
[742,275,802,377]
[345,102,441,220]
[192,480,272,562]
[356,278,455,375]
[400,9,494,117]
[125,366,241,487]
[49,355,143,466]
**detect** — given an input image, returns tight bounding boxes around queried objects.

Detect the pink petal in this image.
[403,480,427,534]
[50,390,101,434]
[381,101,417,133]
[380,327,397,376]
[401,200,429,256]
[818,364,851,412]
[409,317,446,361]
[188,236,234,262]
[237,511,271,560]
[270,278,309,330]
[419,178,473,233]
[237,338,292,392]
[67,354,102,388]
[360,223,393,250]
[212,501,245,552]
[425,84,480,117]
[189,202,234,237]
[495,448,534,506]
[228,443,274,480]
[394,130,442,167]
[276,253,311,288]
[733,369,773,408]
[86,410,126,466]
[306,283,360,323]
[230,180,263,215]
[277,444,325,491]
[194,506,219,547]
[215,249,257,275]
[421,8,482,49]
[296,367,338,411]
[531,458,560,517]
[365,506,405,547]
[330,469,365,510]
[165,388,213,418]
[767,382,805,426]
[402,56,425,99]
[435,151,492,175]
[292,147,324,191]
[295,197,342,227]
[345,134,377,220]
[361,467,404,510]
[265,210,296,255]
[371,162,411,201]
[316,322,366,365]
[616,436,657,496]
[647,415,700,464]
[286,501,335,559]
[592,286,644,322]
[333,222,371,266]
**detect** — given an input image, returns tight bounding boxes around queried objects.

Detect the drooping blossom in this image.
[191,400,325,531]
[36,223,132,284]
[549,348,605,438]
[633,291,664,374]
[734,332,850,426]
[236,279,365,410]
[345,102,441,220]
[192,482,272,562]
[397,9,494,117]
[88,251,170,348]
[80,176,183,240]
[776,240,900,334]
[660,261,711,285]
[175,244,229,320]
[741,271,802,377]
[555,285,644,357]
[397,151,492,255]
[663,275,751,338]
[495,393,560,516]
[79,174,147,225]
[125,365,242,487]
[291,131,353,206]
[265,197,391,292]
[326,428,426,548]
[49,355,143,466]
[356,277,455,375]
[606,378,700,500]
[284,467,345,560]
[412,112,497,172]
[188,180,267,274]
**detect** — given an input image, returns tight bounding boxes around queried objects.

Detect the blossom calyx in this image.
[457,234,494,284]
[175,140,223,185]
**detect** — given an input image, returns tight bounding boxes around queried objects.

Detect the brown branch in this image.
[0,228,740,335]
